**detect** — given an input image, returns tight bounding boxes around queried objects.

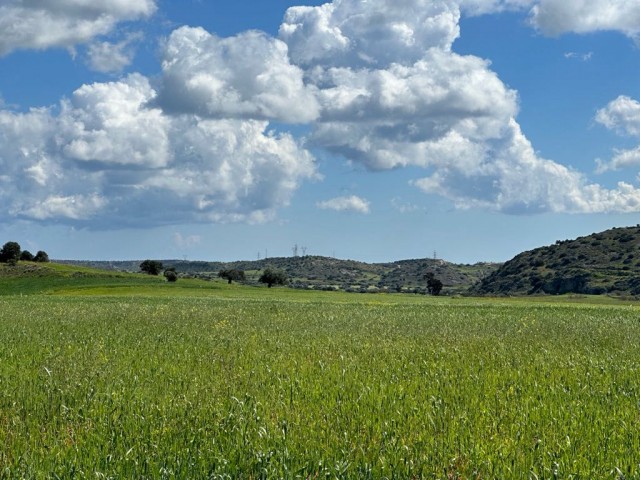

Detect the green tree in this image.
[218,269,246,284]
[425,272,443,296]
[259,268,287,288]
[34,251,49,263]
[0,241,21,265]
[20,250,34,261]
[140,260,163,275]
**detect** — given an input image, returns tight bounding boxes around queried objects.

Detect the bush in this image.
[164,270,178,282]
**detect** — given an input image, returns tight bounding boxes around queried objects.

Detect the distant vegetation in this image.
[1,241,49,266]
[476,225,640,296]
[61,256,494,295]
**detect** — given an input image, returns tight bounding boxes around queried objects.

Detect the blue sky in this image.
[1,0,640,264]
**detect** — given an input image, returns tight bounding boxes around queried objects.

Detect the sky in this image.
[1,0,640,264]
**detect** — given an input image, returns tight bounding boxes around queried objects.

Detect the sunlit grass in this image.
[2,293,640,478]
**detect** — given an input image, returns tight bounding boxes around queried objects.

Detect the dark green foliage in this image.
[424,272,443,296]
[20,250,34,262]
[164,269,178,283]
[34,250,49,263]
[259,268,287,288]
[140,260,163,275]
[218,269,246,284]
[0,241,21,265]
[475,225,640,296]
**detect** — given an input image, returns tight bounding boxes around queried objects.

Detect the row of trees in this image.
[0,241,49,265]
[218,268,287,288]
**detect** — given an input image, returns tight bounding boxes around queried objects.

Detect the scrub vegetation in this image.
[1,264,640,478]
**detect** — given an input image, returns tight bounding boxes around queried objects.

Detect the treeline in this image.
[0,241,49,265]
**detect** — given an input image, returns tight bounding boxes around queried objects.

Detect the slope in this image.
[475,225,640,296]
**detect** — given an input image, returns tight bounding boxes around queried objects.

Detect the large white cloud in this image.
[3,0,640,228]
[0,0,156,55]
[156,27,319,123]
[0,76,317,226]
[280,0,461,68]
[277,0,640,214]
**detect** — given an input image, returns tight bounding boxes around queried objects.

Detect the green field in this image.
[2,267,640,478]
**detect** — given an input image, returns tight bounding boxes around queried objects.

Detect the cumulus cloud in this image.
[276,0,640,214]
[0,76,317,227]
[280,0,461,68]
[0,0,156,55]
[156,27,319,123]
[596,96,640,137]
[530,0,640,38]
[595,96,640,173]
[4,0,640,229]
[86,32,143,73]
[317,195,371,214]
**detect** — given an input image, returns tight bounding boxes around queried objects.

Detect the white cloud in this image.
[530,0,640,38]
[173,232,202,249]
[0,76,318,227]
[58,74,171,168]
[86,32,143,73]
[596,96,640,137]
[564,51,593,61]
[280,0,461,68]
[156,27,319,123]
[595,96,640,173]
[317,195,371,214]
[281,0,640,214]
[0,0,156,55]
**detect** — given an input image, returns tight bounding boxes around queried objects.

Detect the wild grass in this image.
[2,292,640,478]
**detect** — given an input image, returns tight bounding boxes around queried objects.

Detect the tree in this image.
[164,268,178,283]
[259,268,287,288]
[34,251,49,263]
[140,259,163,275]
[0,241,21,265]
[425,272,443,296]
[20,250,34,261]
[218,269,246,284]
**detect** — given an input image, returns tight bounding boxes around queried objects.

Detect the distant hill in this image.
[58,256,498,294]
[475,225,640,296]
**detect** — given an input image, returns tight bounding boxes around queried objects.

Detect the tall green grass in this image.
[1,295,640,478]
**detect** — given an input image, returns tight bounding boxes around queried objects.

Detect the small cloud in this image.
[86,32,143,73]
[173,232,202,249]
[391,197,420,213]
[564,51,593,61]
[316,195,370,214]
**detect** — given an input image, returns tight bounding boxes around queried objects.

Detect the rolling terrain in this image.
[58,256,498,294]
[475,225,640,296]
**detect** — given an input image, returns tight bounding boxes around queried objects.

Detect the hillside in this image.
[58,256,498,294]
[0,262,167,295]
[475,225,640,296]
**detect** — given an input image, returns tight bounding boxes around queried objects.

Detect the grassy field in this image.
[2,266,640,478]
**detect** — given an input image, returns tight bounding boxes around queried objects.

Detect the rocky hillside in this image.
[59,256,498,294]
[475,226,640,296]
